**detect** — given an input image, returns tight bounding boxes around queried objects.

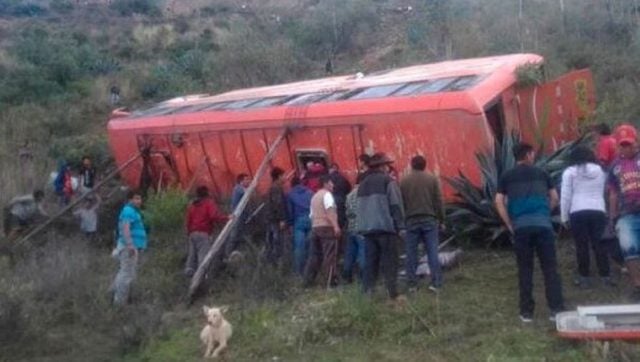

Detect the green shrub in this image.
[1,26,104,104]
[516,63,545,88]
[446,132,589,247]
[143,189,188,234]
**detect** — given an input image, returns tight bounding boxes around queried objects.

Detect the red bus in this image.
[107,53,595,198]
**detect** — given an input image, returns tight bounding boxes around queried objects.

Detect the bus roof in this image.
[114,53,543,125]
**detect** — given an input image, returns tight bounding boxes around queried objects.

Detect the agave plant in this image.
[446,132,590,247]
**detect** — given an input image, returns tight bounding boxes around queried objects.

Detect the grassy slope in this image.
[127,240,640,362]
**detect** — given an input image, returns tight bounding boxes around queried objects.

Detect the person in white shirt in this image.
[303,175,341,288]
[560,146,613,287]
[73,195,100,239]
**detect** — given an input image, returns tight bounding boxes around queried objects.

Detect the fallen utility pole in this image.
[188,128,290,301]
[16,152,143,247]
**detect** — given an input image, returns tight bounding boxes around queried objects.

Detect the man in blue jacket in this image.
[287,176,314,275]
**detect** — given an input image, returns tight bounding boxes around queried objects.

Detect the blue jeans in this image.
[616,213,640,261]
[343,233,365,281]
[293,216,311,275]
[405,221,442,288]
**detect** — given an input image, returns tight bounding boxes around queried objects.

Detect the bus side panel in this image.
[358,111,490,198]
[264,128,296,177]
[220,130,253,188]
[200,132,235,199]
[517,69,595,152]
[241,130,271,194]
[182,133,211,192]
[326,126,360,182]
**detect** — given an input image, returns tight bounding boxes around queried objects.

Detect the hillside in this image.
[3,0,640,361]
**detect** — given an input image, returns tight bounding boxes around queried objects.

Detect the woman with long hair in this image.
[560,146,613,287]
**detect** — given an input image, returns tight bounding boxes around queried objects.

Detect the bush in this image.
[516,63,545,88]
[143,189,188,234]
[1,26,104,105]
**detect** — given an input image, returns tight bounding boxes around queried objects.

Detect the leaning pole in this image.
[188,127,290,301]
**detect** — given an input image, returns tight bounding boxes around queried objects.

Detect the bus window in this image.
[348,84,405,100]
[317,90,350,102]
[413,77,459,94]
[244,96,288,109]
[224,99,260,109]
[393,81,431,96]
[441,75,482,91]
[284,93,325,105]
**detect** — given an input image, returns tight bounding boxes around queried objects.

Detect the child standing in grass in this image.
[73,195,100,240]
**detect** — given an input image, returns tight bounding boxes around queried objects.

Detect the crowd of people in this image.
[3,155,99,239]
[173,152,446,308]
[8,122,640,318]
[496,122,640,323]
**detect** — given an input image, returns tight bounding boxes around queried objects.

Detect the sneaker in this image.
[601,276,617,287]
[519,314,533,323]
[428,285,440,293]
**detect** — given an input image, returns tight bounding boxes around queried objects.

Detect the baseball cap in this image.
[614,124,637,145]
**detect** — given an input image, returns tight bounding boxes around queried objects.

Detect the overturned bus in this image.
[107,53,595,199]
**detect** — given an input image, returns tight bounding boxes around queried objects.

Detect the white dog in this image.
[200,305,232,358]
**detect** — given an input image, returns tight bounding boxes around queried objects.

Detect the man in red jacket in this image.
[185,186,230,277]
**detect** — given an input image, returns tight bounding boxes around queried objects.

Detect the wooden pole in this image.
[188,128,289,300]
[16,152,143,246]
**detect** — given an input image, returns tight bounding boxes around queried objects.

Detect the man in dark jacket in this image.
[356,153,405,301]
[400,155,445,293]
[329,163,352,229]
[287,176,313,275]
[265,167,288,266]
